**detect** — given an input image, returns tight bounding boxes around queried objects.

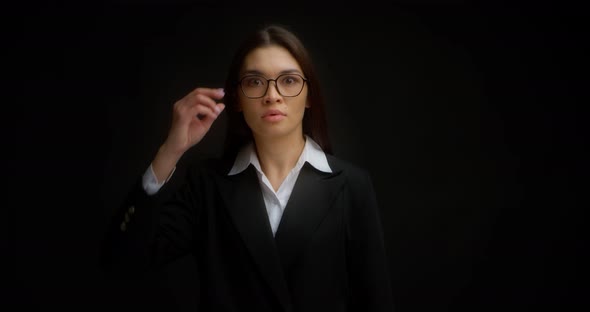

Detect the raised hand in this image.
[152,87,225,183]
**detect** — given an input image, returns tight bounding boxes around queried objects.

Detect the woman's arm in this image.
[100,86,225,278]
[99,163,202,278]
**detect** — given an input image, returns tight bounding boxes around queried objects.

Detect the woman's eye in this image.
[281,75,300,85]
[247,78,264,87]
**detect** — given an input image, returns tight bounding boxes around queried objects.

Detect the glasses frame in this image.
[238,73,308,99]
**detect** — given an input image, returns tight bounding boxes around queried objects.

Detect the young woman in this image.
[102,24,394,312]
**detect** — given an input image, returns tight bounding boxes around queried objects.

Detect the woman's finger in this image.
[194,93,222,115]
[188,102,219,123]
[188,87,225,102]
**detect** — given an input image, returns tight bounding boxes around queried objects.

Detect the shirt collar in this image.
[227,135,332,176]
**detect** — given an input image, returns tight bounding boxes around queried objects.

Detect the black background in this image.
[12,1,587,311]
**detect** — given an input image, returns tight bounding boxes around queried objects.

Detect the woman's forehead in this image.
[241,45,302,75]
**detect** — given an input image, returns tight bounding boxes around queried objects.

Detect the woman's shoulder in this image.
[325,154,377,201]
[325,154,371,181]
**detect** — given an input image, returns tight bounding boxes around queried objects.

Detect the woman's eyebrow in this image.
[241,69,304,76]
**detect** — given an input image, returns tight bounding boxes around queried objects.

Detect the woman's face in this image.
[238,45,309,141]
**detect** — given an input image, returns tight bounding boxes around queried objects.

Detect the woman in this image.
[102,24,394,311]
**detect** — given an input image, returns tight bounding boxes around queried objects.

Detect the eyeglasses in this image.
[238,73,307,99]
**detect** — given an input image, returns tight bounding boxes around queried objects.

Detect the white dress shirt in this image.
[142,135,332,236]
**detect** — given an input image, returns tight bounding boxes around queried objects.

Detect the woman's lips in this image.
[262,109,286,122]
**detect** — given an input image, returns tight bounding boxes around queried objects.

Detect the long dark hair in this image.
[222,24,332,157]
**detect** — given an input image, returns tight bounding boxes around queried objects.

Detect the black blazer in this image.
[101,153,394,312]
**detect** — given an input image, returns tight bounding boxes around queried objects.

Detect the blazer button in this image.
[120,221,127,232]
[129,205,135,215]
[124,212,130,223]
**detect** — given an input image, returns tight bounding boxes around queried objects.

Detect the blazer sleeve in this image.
[100,161,205,278]
[346,169,395,311]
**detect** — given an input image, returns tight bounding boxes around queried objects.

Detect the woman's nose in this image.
[264,81,282,104]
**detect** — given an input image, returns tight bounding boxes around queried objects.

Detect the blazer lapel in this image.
[274,161,346,277]
[214,165,292,310]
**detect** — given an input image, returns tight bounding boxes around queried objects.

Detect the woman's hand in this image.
[165,87,225,155]
[152,87,225,182]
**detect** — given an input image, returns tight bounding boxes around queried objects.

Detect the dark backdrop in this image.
[13,1,586,311]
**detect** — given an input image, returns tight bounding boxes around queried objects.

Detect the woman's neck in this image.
[253,131,306,186]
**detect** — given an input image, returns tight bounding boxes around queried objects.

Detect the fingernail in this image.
[218,88,225,96]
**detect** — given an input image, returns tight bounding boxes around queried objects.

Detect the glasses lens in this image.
[241,76,267,98]
[277,74,305,97]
